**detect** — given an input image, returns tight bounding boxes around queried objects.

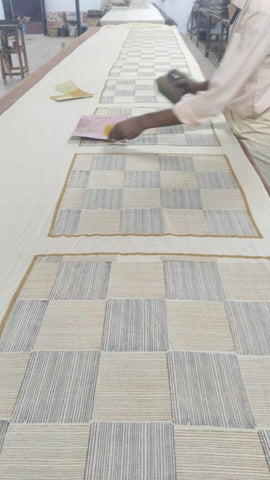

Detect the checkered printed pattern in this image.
[106,28,191,92]
[0,254,270,479]
[80,107,220,146]
[49,153,259,237]
[109,60,189,78]
[100,78,169,104]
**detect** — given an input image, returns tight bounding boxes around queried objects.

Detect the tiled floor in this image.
[0,34,75,98]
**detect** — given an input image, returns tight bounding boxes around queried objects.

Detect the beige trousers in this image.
[227,108,270,186]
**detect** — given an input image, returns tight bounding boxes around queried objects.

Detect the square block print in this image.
[0,300,48,352]
[167,301,234,351]
[174,429,270,480]
[0,421,8,453]
[12,350,100,423]
[0,424,90,480]
[226,302,270,354]
[0,353,30,418]
[50,261,111,300]
[168,351,254,428]
[240,357,270,428]
[85,423,176,480]
[100,78,169,104]
[34,300,106,350]
[164,260,225,301]
[50,153,259,238]
[92,352,172,421]
[108,262,166,298]
[102,299,168,351]
[259,431,270,471]
[218,260,270,301]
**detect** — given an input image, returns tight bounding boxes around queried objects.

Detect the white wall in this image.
[0,0,5,19]
[153,0,194,34]
[45,0,101,12]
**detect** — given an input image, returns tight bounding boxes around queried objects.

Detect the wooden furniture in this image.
[189,6,229,64]
[0,21,29,84]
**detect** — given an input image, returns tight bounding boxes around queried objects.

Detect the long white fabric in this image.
[0,23,269,322]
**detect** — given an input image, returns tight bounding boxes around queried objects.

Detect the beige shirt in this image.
[173,0,270,126]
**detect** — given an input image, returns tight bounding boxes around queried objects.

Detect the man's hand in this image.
[109,109,180,141]
[109,117,144,141]
[168,70,209,95]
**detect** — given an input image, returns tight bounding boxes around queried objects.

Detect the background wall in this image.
[0,0,5,19]
[0,0,194,32]
[153,0,194,34]
[45,0,101,12]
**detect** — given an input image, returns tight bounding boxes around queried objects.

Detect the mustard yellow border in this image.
[48,153,262,239]
[1,251,269,336]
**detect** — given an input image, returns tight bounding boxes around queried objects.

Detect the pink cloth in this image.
[173,0,270,126]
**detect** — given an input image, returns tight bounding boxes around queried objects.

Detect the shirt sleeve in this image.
[173,9,270,126]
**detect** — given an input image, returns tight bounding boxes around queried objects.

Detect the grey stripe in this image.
[129,134,158,145]
[36,256,62,263]
[226,302,270,355]
[0,300,48,352]
[197,171,238,189]
[50,261,111,300]
[67,170,90,188]
[168,351,255,428]
[85,423,176,480]
[164,260,225,301]
[157,125,185,135]
[12,350,100,423]
[82,189,123,209]
[0,421,9,454]
[160,155,195,171]
[124,171,160,188]
[259,430,270,470]
[53,210,80,235]
[102,299,168,351]
[120,208,165,234]
[134,96,160,103]
[205,210,257,236]
[185,132,218,146]
[91,155,125,170]
[161,189,202,209]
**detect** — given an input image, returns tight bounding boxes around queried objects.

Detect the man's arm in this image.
[109,109,180,141]
[109,79,209,141]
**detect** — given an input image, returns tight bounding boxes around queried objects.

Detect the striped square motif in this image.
[168,351,254,428]
[226,302,270,355]
[0,421,9,453]
[0,353,30,419]
[50,261,111,300]
[85,423,176,480]
[0,424,90,480]
[0,300,48,352]
[174,429,270,479]
[102,299,168,351]
[92,352,172,421]
[12,350,100,423]
[164,260,225,301]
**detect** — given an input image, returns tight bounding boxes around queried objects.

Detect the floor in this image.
[0,31,216,99]
[0,35,75,98]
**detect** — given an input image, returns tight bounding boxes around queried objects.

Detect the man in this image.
[109,0,270,189]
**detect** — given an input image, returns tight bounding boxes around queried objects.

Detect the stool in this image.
[0,21,29,84]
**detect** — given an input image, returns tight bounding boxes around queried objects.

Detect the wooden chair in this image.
[0,21,29,84]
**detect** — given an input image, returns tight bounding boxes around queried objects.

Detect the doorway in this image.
[2,0,45,33]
